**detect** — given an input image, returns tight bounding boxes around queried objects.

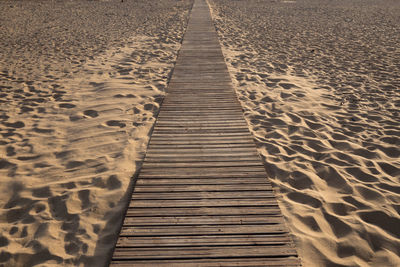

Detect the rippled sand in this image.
[208,0,400,266]
[0,0,193,265]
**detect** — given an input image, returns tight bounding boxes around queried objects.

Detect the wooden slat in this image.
[129,198,278,208]
[141,161,263,168]
[145,147,257,153]
[150,132,251,136]
[122,215,284,226]
[149,136,253,142]
[119,224,287,236]
[139,167,267,175]
[136,177,268,185]
[110,0,299,265]
[146,145,256,150]
[131,191,276,200]
[133,184,272,192]
[143,158,261,164]
[125,207,282,217]
[117,234,291,247]
[110,258,300,267]
[148,139,253,144]
[151,119,244,125]
[137,174,268,180]
[112,246,297,259]
[145,152,260,158]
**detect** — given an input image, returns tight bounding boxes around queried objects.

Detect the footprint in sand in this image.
[106,120,126,128]
[59,103,76,109]
[83,110,99,118]
[279,83,298,90]
[280,92,292,99]
[4,121,25,128]
[6,146,16,156]
[66,160,85,169]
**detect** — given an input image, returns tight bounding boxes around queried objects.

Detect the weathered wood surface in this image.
[110,0,299,265]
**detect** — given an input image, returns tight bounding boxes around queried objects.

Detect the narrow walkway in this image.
[110,0,299,265]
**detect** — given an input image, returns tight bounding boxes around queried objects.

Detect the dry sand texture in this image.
[0,0,193,265]
[208,0,400,266]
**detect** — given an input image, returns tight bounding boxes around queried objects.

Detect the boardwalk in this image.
[110,0,299,265]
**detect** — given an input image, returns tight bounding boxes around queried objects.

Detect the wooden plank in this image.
[161,105,240,108]
[172,68,229,73]
[153,126,249,130]
[152,129,252,134]
[150,135,252,140]
[141,161,263,168]
[169,78,232,83]
[112,245,296,259]
[163,97,237,100]
[144,146,257,151]
[150,133,253,137]
[155,116,246,121]
[161,104,239,108]
[139,165,266,171]
[163,96,236,99]
[156,113,244,117]
[131,191,275,200]
[167,82,232,88]
[138,172,267,178]
[147,140,254,144]
[162,101,237,104]
[157,113,244,117]
[178,51,222,56]
[150,146,259,150]
[143,156,260,162]
[125,207,282,217]
[119,224,287,236]
[110,258,300,267]
[134,179,268,186]
[133,184,272,192]
[138,173,269,179]
[136,177,268,185]
[122,215,284,226]
[162,101,239,105]
[144,152,257,157]
[158,107,241,111]
[161,102,239,105]
[149,135,253,141]
[147,141,255,146]
[166,92,234,94]
[147,143,255,147]
[129,199,277,208]
[145,149,259,156]
[144,152,261,158]
[117,234,291,247]
[160,106,240,109]
[171,70,228,75]
[152,122,248,127]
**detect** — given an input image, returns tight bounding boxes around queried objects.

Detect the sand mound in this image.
[0,0,193,265]
[208,0,400,266]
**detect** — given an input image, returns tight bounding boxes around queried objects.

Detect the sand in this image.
[0,0,193,265]
[208,0,400,266]
[1,0,399,266]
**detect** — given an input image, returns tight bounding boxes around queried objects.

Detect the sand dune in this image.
[208,0,400,266]
[0,0,193,265]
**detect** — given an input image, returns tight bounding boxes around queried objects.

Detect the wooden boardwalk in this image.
[110,0,300,265]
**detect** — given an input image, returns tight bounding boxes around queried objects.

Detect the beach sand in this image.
[1,0,399,266]
[0,0,193,265]
[208,0,400,266]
